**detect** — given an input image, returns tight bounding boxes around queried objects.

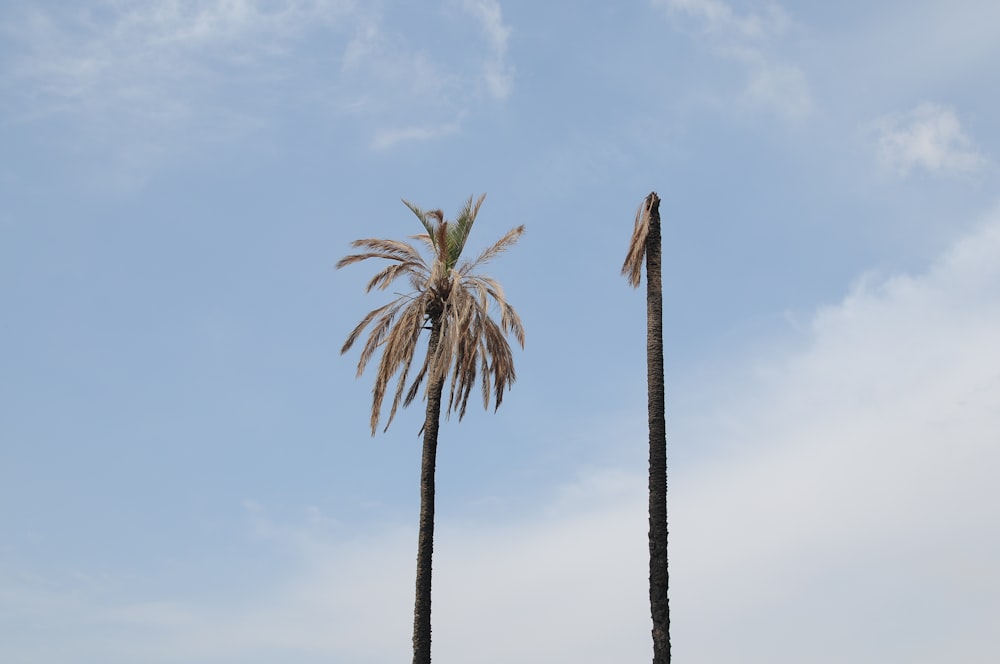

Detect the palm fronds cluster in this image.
[337,194,525,435]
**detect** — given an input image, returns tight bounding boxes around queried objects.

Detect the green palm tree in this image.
[622,191,670,664]
[338,194,525,664]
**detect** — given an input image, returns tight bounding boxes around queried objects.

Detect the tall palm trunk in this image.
[645,196,670,663]
[340,197,523,664]
[412,319,444,664]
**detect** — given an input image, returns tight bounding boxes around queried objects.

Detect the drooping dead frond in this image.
[427,210,444,224]
[372,296,429,432]
[336,238,424,268]
[500,301,525,348]
[434,221,449,265]
[341,300,395,355]
[354,297,409,378]
[410,233,436,255]
[365,261,424,292]
[622,191,660,288]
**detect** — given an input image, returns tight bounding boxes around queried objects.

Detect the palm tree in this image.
[337,194,525,664]
[622,191,670,664]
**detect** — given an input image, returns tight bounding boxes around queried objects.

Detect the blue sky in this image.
[2,0,999,661]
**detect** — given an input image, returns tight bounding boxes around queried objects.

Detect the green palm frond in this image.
[445,194,485,269]
[403,199,437,238]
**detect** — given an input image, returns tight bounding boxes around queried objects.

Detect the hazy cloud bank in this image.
[4,204,999,663]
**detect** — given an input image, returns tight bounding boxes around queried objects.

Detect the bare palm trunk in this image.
[412,320,443,664]
[645,195,670,664]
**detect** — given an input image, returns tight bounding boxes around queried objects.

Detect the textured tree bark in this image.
[412,320,444,664]
[645,193,671,664]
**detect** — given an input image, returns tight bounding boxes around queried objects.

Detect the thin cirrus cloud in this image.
[874,102,988,177]
[0,0,361,190]
[360,0,514,149]
[3,204,999,663]
[651,0,811,119]
[0,0,355,117]
[656,0,791,39]
[371,121,463,151]
[0,0,515,169]
[459,0,514,101]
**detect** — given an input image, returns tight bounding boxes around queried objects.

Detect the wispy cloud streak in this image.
[459,0,514,100]
[1,1,354,118]
[651,0,810,119]
[371,121,462,150]
[0,0,518,184]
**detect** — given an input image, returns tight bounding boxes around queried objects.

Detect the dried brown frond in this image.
[479,341,490,412]
[354,298,409,378]
[621,192,659,288]
[462,225,525,274]
[411,233,436,254]
[408,270,429,293]
[365,296,429,434]
[341,301,394,355]
[364,261,425,292]
[469,193,486,221]
[378,298,429,432]
[351,237,423,256]
[336,238,424,269]
[500,302,525,348]
[434,221,449,263]
[466,274,503,300]
[480,313,516,410]
[403,343,432,409]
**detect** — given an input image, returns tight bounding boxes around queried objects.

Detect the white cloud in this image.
[657,0,790,40]
[875,103,987,177]
[0,0,362,189]
[0,0,517,184]
[4,206,1000,662]
[459,0,514,100]
[2,0,355,115]
[0,479,648,662]
[845,0,1000,98]
[340,14,382,72]
[652,0,811,119]
[743,54,811,119]
[669,206,1000,662]
[371,121,462,150]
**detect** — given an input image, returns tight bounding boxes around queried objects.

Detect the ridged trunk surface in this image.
[412,321,444,664]
[645,195,671,664]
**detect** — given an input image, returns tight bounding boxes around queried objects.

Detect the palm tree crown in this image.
[337,193,526,435]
